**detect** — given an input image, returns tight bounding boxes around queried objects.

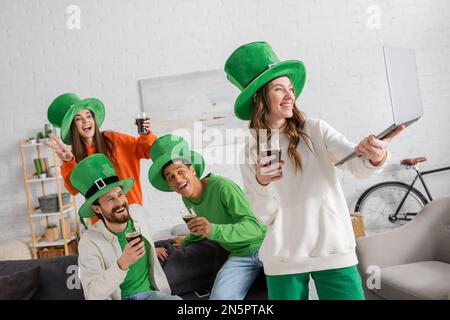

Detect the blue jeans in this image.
[209,250,263,300]
[122,290,182,300]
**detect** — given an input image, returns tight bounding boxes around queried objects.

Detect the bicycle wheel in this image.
[355,181,428,235]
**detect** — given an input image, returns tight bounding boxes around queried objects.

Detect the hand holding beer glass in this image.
[256,140,285,186]
[125,225,142,244]
[118,225,144,270]
[135,112,151,135]
[180,206,197,225]
[177,206,211,237]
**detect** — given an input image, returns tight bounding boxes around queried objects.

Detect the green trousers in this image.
[266,265,365,300]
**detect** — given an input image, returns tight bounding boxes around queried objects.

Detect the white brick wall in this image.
[1,0,449,241]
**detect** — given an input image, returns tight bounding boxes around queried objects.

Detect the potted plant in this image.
[47,165,56,177]
[44,123,54,138]
[36,131,46,143]
[44,223,59,242]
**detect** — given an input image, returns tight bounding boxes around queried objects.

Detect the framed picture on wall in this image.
[138,69,247,150]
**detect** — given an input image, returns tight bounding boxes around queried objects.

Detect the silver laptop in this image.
[335,46,423,166]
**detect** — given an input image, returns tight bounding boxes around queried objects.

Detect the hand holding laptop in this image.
[354,125,405,166]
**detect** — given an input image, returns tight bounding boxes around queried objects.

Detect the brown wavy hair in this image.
[250,78,312,173]
[70,111,116,166]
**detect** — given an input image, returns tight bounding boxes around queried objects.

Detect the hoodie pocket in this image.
[309,202,354,257]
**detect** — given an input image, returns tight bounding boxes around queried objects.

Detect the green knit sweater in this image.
[182,174,266,256]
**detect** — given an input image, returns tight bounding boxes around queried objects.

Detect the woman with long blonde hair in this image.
[225,41,404,300]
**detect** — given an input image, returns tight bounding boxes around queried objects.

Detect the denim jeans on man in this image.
[209,250,263,300]
[122,290,182,300]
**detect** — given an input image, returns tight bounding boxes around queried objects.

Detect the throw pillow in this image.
[0,266,40,300]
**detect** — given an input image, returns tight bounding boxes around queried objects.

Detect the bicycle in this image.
[354,156,450,235]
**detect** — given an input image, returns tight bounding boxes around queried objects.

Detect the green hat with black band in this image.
[148,134,205,192]
[70,154,134,218]
[47,92,105,145]
[224,41,307,121]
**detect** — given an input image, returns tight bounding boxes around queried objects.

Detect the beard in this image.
[102,202,131,224]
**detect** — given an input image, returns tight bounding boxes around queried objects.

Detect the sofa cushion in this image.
[373,261,450,300]
[156,239,229,296]
[0,266,40,300]
[0,239,32,260]
[0,255,84,300]
[156,239,267,300]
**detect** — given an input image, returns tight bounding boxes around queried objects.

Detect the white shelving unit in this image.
[35,236,77,248]
[26,176,62,183]
[32,206,74,218]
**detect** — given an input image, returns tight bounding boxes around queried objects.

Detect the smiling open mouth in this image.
[113,205,127,214]
[178,182,188,190]
[82,125,92,133]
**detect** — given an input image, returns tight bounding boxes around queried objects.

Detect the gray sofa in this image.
[356,196,450,300]
[0,239,267,300]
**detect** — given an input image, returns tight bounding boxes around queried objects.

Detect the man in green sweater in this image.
[148,134,266,300]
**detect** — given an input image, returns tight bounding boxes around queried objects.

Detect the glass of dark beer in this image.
[125,225,142,245]
[135,112,148,135]
[180,206,197,224]
[259,140,282,166]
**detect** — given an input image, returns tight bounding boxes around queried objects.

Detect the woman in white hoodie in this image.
[224,41,404,300]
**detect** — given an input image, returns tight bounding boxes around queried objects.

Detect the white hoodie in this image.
[240,118,389,275]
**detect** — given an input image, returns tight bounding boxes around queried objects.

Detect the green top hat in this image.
[47,92,105,145]
[224,41,307,121]
[70,154,134,218]
[148,134,205,192]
